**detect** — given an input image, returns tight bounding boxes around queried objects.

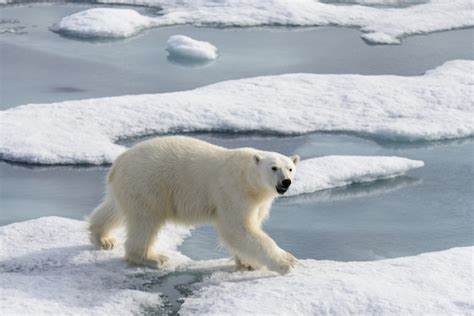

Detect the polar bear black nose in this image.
[282,179,291,188]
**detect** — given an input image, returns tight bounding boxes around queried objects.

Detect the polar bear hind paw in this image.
[91,235,117,250]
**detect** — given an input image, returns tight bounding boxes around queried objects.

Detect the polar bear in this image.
[88,136,300,274]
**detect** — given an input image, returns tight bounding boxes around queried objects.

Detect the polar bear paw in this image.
[126,254,169,269]
[91,235,117,250]
[101,237,117,250]
[143,254,169,268]
[269,250,297,275]
[234,257,257,272]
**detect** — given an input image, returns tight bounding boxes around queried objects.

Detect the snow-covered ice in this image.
[322,0,428,5]
[166,35,217,61]
[0,217,191,315]
[1,60,472,165]
[0,155,428,314]
[1,217,471,315]
[50,8,157,39]
[49,0,474,44]
[282,176,421,205]
[181,247,473,315]
[287,156,424,197]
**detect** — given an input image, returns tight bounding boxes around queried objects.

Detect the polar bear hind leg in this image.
[88,194,123,250]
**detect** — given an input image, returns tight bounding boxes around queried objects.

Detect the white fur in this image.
[88,136,299,274]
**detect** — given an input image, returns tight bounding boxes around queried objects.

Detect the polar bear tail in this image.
[88,192,124,250]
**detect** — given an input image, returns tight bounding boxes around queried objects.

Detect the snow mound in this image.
[50,8,157,38]
[51,0,474,44]
[1,60,472,165]
[181,247,473,315]
[166,35,217,61]
[1,217,471,315]
[288,156,423,196]
[0,217,191,315]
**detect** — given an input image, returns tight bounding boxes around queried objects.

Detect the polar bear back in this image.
[107,136,257,224]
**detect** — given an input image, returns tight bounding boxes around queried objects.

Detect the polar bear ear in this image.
[290,155,300,165]
[254,154,263,164]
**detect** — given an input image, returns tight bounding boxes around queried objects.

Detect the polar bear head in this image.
[251,151,300,196]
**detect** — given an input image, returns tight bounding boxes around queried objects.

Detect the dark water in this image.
[1,4,473,108]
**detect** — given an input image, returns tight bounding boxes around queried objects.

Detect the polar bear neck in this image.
[225,149,277,205]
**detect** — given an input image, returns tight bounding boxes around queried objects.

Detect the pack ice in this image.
[1,217,471,315]
[50,0,473,44]
[0,60,472,165]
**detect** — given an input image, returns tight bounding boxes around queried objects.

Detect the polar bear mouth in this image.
[276,186,288,194]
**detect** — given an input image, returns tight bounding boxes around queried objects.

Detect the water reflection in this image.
[166,55,216,68]
[279,176,422,205]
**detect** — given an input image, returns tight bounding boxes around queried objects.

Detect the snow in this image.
[1,217,471,315]
[49,0,474,44]
[181,247,473,315]
[1,60,472,165]
[288,156,424,196]
[50,8,157,39]
[166,35,218,61]
[324,0,428,5]
[361,31,402,44]
[0,217,191,315]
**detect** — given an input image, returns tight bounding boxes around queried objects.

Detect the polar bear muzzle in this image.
[276,179,292,194]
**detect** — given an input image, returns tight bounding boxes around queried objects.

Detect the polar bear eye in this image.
[271,166,278,172]
[289,168,293,172]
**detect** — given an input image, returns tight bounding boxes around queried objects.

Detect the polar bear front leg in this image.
[217,216,296,274]
[124,216,168,268]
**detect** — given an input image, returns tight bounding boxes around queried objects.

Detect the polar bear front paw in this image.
[268,250,297,275]
[143,254,169,268]
[234,257,257,272]
[127,254,169,269]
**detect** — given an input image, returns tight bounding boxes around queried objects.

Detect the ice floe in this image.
[287,156,424,197]
[1,217,471,315]
[166,35,218,61]
[50,8,157,39]
[181,247,473,315]
[0,217,191,315]
[320,0,428,5]
[282,176,421,205]
[49,0,473,44]
[0,60,472,165]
